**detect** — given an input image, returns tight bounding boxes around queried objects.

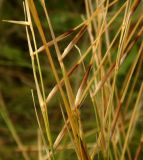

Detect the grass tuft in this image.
[1,0,143,159]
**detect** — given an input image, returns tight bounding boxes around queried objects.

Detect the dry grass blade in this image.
[41,0,75,108]
[75,64,92,106]
[125,51,143,113]
[28,0,91,159]
[61,24,87,60]
[33,29,76,56]
[41,2,140,159]
[130,0,141,15]
[121,40,143,103]
[121,83,143,160]
[24,1,54,159]
[32,0,119,57]
[2,20,30,26]
[134,135,143,160]
[31,90,50,158]
[46,2,126,106]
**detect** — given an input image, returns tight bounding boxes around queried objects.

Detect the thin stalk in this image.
[120,83,143,160]
[0,94,30,160]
